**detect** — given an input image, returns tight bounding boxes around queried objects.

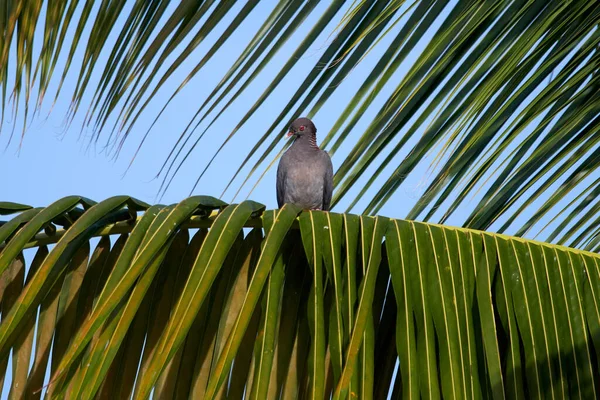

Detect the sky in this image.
[0,1,442,221]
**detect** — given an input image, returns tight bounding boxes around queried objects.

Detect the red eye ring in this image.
[299,125,305,131]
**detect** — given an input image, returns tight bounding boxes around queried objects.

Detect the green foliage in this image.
[1,1,598,245]
[0,196,598,398]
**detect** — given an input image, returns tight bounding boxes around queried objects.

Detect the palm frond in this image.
[0,196,599,398]
[2,1,599,246]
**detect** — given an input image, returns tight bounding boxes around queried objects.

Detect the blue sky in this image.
[0,1,439,220]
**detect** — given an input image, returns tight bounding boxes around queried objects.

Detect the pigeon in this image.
[277,117,333,211]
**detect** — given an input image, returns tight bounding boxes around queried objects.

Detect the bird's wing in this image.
[322,152,334,211]
[276,157,286,208]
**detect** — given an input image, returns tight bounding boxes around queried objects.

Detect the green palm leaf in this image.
[0,196,596,398]
[2,1,598,248]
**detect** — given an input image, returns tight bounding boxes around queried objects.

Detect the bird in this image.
[276,117,333,211]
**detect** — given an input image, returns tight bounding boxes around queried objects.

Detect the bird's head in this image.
[286,117,316,138]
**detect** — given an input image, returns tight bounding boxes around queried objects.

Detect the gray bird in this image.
[277,117,333,211]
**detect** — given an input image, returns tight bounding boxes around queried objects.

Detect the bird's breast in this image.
[284,165,324,209]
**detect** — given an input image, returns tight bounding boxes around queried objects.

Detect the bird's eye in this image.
[300,125,305,131]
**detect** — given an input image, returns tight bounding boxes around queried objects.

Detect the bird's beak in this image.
[286,131,293,138]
